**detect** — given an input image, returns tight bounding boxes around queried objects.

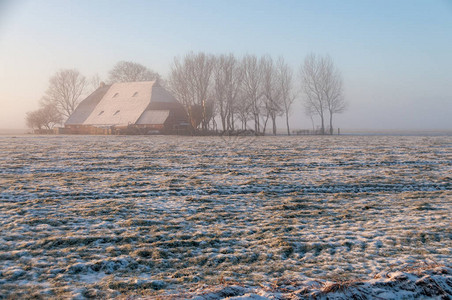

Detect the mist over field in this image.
[1,135,451,298]
[1,1,452,132]
[1,1,452,299]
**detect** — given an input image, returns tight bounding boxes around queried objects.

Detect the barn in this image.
[64,81,188,134]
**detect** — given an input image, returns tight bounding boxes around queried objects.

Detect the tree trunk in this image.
[231,111,235,131]
[320,113,325,135]
[226,110,230,133]
[285,111,290,136]
[262,114,269,135]
[221,115,226,132]
[329,112,333,135]
[254,113,260,135]
[271,115,277,135]
[220,104,226,132]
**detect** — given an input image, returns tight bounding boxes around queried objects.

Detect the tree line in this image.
[26,53,346,135]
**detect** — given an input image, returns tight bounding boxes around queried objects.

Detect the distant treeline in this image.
[27,53,346,135]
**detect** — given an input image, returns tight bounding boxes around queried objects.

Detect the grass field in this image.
[0,135,450,298]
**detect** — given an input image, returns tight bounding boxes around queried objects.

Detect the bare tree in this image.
[26,110,44,131]
[277,57,296,135]
[299,54,345,135]
[241,55,264,135]
[108,61,160,83]
[299,54,326,134]
[261,55,284,135]
[168,52,215,131]
[322,56,346,134]
[26,103,63,131]
[235,89,252,130]
[192,53,215,131]
[42,69,87,119]
[212,54,243,133]
[168,56,196,128]
[213,56,228,132]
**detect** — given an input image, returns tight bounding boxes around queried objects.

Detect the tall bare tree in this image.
[299,54,326,134]
[277,57,296,135]
[168,52,215,131]
[299,54,345,135]
[108,61,160,83]
[192,53,215,131]
[168,56,198,129]
[261,55,284,135]
[213,54,243,133]
[241,55,264,135]
[322,56,346,134]
[42,69,87,119]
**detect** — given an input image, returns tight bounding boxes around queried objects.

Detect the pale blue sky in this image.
[1,0,451,130]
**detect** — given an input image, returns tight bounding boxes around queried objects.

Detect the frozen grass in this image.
[186,263,452,299]
[0,135,450,299]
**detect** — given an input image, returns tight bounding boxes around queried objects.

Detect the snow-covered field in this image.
[0,135,450,299]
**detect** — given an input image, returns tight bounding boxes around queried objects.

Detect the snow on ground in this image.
[0,135,450,299]
[187,265,452,299]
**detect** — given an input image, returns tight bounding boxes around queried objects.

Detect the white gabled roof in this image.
[83,81,154,126]
[65,84,111,125]
[66,81,182,127]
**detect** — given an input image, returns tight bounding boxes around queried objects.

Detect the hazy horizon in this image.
[1,0,451,131]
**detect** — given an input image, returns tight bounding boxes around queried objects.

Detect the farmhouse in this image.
[64,81,188,134]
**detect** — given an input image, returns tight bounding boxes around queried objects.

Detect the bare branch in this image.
[212,54,243,132]
[108,61,160,83]
[42,69,87,119]
[241,54,264,134]
[276,57,296,135]
[299,54,346,134]
[26,103,63,131]
[168,52,215,131]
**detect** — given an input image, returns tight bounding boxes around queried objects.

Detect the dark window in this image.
[98,111,104,116]
[133,92,138,97]
[113,93,119,98]
[113,110,120,116]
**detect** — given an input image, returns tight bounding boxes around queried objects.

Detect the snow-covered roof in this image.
[65,84,111,125]
[66,81,180,127]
